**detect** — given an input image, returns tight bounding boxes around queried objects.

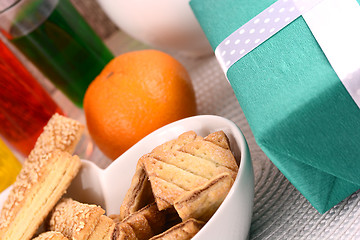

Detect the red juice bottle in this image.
[0,39,63,156]
[1,0,114,108]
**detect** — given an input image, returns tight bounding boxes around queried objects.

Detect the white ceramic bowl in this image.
[0,115,254,240]
[96,0,213,57]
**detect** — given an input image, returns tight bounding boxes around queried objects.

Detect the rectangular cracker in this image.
[174,172,234,222]
[0,114,84,240]
[0,150,81,240]
[28,113,84,159]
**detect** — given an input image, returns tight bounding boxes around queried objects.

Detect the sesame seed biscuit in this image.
[0,114,84,240]
[32,231,69,240]
[49,198,105,240]
[149,218,204,240]
[27,113,84,162]
[0,150,81,240]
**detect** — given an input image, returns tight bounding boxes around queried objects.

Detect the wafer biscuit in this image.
[142,131,238,210]
[119,156,154,220]
[32,231,68,240]
[0,150,81,240]
[0,114,84,240]
[174,172,234,221]
[149,218,204,240]
[120,131,203,216]
[114,203,167,240]
[49,198,105,240]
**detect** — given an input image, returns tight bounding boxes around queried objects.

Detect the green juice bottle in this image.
[3,0,114,108]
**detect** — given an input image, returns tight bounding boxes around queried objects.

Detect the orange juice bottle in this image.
[0,138,22,192]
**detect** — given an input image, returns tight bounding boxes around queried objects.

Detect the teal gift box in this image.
[190,0,360,213]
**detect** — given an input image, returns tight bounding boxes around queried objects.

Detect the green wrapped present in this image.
[190,0,360,213]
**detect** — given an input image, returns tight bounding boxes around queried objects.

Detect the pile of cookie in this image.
[0,114,239,240]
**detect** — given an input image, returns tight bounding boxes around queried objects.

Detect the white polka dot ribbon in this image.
[215,0,360,109]
[215,0,325,74]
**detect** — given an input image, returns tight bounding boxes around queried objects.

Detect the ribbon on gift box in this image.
[215,0,360,109]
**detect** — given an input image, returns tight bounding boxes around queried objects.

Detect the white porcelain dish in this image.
[0,115,254,240]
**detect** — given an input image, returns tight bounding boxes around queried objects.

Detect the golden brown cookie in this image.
[174,172,234,222]
[49,198,105,240]
[119,156,154,220]
[114,203,167,240]
[32,231,69,240]
[149,218,204,240]
[0,150,81,240]
[0,114,83,240]
[88,215,115,240]
[143,131,238,211]
[204,130,231,150]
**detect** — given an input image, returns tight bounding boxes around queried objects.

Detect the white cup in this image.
[96,0,213,57]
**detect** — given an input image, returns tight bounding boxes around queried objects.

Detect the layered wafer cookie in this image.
[114,203,167,240]
[32,231,69,240]
[181,132,238,173]
[119,156,154,220]
[0,150,81,240]
[143,131,238,210]
[49,198,105,240]
[0,114,84,240]
[120,131,203,217]
[149,218,204,240]
[174,172,234,222]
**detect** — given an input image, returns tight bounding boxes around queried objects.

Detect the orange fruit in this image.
[84,49,197,160]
